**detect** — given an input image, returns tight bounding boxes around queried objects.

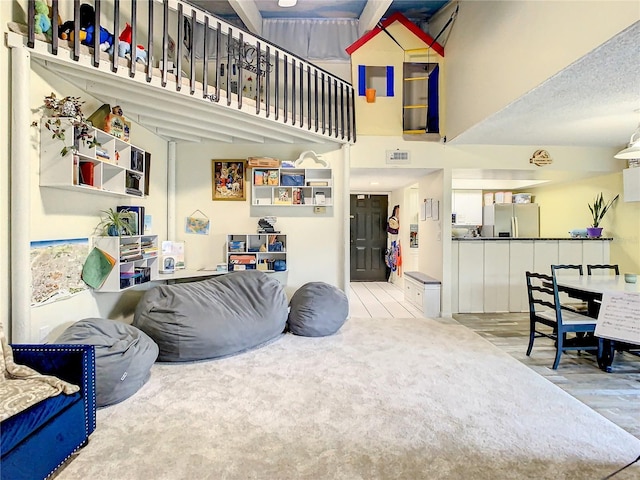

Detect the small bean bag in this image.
[133,270,288,362]
[55,318,158,407]
[288,282,348,336]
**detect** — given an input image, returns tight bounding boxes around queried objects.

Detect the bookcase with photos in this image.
[251,168,332,207]
[226,234,287,272]
[92,235,159,292]
[40,118,147,197]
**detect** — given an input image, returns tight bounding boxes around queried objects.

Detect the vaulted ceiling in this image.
[186,1,640,192]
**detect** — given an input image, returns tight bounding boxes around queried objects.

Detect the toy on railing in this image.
[59,3,114,52]
[34,0,52,36]
[118,23,148,63]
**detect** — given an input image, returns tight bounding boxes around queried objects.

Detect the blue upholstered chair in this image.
[1,344,96,480]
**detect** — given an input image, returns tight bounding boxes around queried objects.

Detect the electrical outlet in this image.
[314,206,326,214]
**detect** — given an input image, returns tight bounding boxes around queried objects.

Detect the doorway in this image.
[350,194,388,281]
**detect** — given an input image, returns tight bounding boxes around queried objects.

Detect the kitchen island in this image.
[451,237,612,313]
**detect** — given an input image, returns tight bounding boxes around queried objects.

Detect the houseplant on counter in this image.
[587,192,619,238]
[95,208,135,236]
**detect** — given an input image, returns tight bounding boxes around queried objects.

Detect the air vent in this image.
[386,150,410,164]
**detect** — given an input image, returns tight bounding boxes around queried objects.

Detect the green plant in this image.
[40,93,99,156]
[95,208,135,236]
[588,193,619,228]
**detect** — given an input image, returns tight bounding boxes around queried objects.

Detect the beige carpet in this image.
[56,317,640,480]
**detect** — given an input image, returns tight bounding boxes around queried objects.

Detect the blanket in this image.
[0,325,79,422]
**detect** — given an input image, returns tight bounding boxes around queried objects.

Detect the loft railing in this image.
[24,0,356,143]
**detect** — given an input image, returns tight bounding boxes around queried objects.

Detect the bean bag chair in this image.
[133,270,288,362]
[55,318,158,407]
[288,282,348,336]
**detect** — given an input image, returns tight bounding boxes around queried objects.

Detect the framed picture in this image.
[212,160,246,201]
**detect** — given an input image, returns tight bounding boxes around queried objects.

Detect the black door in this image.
[350,194,388,281]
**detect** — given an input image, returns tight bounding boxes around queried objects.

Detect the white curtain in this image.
[262,18,358,62]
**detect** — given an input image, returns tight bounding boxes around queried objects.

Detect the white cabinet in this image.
[452,190,483,225]
[452,239,612,314]
[92,235,159,291]
[251,168,332,206]
[623,168,640,202]
[404,272,441,318]
[457,242,485,313]
[40,118,146,197]
[484,241,510,312]
[226,234,287,272]
[508,240,534,312]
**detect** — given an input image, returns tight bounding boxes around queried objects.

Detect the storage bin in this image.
[281,174,304,186]
[513,193,532,203]
[228,241,245,252]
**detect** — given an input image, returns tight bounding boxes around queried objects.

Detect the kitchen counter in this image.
[452,237,612,241]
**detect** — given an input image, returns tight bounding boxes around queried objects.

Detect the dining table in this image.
[555,275,640,371]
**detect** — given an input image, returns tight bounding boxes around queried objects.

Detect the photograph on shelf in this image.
[212,159,246,201]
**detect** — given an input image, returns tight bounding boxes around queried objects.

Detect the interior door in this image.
[350,194,388,281]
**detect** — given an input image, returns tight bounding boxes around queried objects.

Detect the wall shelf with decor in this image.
[251,168,332,207]
[40,118,146,197]
[226,234,287,272]
[92,235,159,292]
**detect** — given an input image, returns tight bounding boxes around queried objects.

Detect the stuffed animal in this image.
[117,23,148,63]
[34,0,52,36]
[58,2,113,52]
[59,3,93,40]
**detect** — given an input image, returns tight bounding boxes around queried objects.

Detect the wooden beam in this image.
[228,0,263,36]
[358,0,392,37]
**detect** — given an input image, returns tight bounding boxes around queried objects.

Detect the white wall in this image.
[13,61,169,342]
[431,0,639,141]
[174,142,346,297]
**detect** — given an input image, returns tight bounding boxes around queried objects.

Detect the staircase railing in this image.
[24,0,356,143]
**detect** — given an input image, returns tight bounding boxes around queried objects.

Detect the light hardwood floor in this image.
[349,281,640,439]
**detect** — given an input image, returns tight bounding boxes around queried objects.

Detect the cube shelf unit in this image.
[226,234,287,272]
[40,118,146,197]
[92,235,159,291]
[251,168,332,207]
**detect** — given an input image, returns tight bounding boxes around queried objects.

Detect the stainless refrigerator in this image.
[482,204,539,238]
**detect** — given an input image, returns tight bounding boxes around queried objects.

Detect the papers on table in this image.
[595,291,640,344]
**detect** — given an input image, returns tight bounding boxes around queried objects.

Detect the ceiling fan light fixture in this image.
[614,122,640,159]
[278,0,297,7]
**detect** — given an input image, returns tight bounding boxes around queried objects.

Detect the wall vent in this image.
[386,150,410,164]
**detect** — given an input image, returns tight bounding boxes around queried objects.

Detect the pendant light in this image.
[614,122,640,159]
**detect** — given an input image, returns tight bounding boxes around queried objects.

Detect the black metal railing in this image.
[25,0,356,143]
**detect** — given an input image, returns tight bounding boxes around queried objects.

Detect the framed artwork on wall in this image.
[212,160,246,201]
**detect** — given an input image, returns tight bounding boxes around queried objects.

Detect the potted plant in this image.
[95,208,135,236]
[40,92,99,156]
[587,192,619,238]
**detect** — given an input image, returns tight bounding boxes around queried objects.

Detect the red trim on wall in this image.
[345,12,445,57]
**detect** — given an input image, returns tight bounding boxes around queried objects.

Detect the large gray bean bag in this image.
[133,270,288,362]
[55,318,159,407]
[288,282,348,336]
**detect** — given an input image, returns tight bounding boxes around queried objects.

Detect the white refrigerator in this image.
[482,204,540,238]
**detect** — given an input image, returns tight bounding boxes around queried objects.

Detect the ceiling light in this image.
[614,122,640,159]
[278,0,297,7]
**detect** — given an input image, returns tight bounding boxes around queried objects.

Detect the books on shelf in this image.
[117,206,145,235]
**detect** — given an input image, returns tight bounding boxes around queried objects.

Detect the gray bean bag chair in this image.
[133,270,288,362]
[55,318,159,407]
[288,282,348,336]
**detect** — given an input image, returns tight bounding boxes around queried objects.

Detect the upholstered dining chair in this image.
[525,271,598,369]
[587,264,619,275]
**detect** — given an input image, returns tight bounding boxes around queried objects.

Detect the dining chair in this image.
[525,271,598,369]
[586,264,619,275]
[550,264,587,313]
